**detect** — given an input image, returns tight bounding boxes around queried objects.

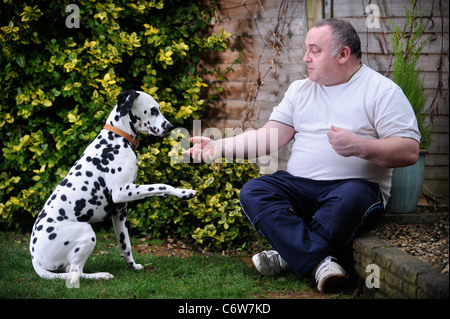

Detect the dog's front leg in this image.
[112,183,197,203]
[112,208,143,270]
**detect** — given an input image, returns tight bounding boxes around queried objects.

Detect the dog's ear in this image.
[117,90,140,116]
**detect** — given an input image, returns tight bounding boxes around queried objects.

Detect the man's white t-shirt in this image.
[269,64,421,206]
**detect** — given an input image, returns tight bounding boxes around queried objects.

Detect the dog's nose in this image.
[161,122,174,136]
[165,122,174,133]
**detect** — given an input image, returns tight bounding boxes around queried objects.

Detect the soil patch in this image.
[372,212,449,274]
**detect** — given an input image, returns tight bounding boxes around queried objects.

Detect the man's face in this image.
[303,25,341,86]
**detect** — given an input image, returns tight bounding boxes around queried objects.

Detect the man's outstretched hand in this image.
[188,136,222,163]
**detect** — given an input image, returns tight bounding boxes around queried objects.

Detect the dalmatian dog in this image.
[30,90,197,287]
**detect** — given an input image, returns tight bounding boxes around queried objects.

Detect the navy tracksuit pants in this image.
[240,170,383,278]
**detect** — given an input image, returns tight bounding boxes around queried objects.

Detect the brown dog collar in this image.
[103,124,139,148]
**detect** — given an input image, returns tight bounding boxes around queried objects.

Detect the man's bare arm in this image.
[189,121,295,162]
[327,125,420,168]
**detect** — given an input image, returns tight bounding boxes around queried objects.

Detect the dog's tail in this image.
[31,258,69,280]
[32,258,114,284]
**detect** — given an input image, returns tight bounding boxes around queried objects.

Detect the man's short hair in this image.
[313,19,362,60]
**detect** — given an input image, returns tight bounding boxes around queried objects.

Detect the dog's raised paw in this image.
[180,189,197,199]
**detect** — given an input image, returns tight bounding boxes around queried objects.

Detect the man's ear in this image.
[338,46,351,64]
[117,90,140,116]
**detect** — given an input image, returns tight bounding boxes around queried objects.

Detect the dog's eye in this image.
[150,107,159,116]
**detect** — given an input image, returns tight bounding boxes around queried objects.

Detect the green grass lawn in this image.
[0,231,353,299]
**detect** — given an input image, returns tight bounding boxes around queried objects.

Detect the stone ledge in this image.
[353,232,449,299]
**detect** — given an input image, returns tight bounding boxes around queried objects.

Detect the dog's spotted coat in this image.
[30,90,196,285]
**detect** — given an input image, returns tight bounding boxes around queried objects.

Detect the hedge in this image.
[0,0,260,249]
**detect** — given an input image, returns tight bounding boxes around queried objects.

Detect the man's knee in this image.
[240,178,259,201]
[239,174,288,225]
[239,177,264,216]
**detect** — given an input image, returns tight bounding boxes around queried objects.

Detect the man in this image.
[189,19,420,292]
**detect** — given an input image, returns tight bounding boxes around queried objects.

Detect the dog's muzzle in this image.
[162,122,175,136]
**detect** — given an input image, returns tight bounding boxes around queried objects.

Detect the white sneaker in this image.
[252,250,290,276]
[313,256,349,292]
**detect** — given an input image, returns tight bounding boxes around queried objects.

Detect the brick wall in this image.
[201,0,307,172]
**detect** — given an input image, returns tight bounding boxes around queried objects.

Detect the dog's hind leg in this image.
[63,222,115,284]
[32,221,114,284]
